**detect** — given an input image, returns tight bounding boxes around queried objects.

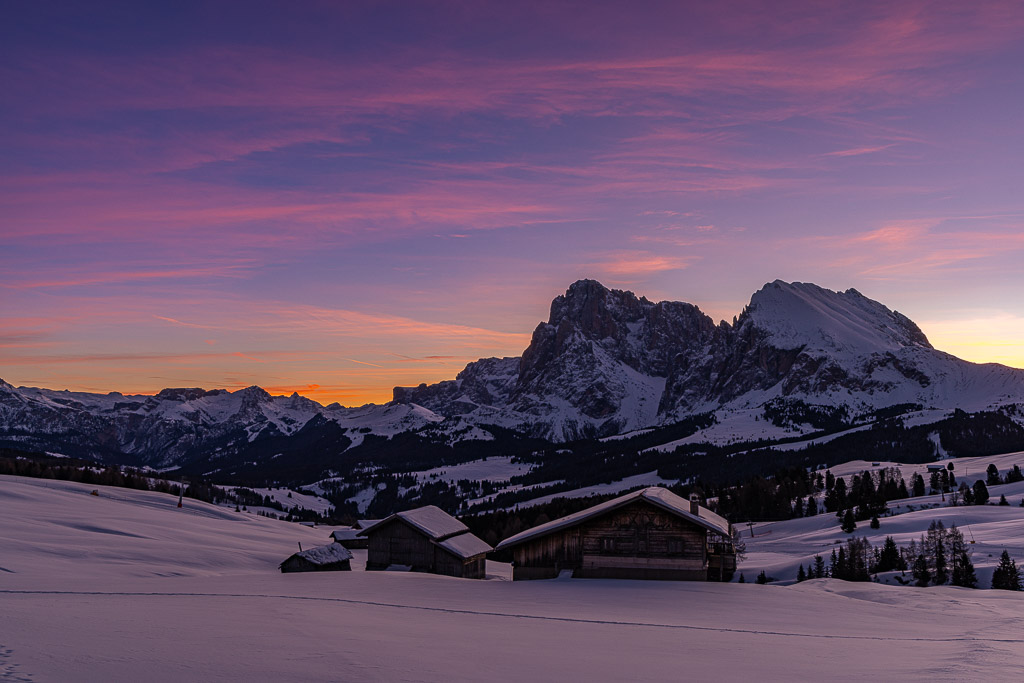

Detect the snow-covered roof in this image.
[360,505,468,541]
[436,532,492,560]
[283,542,353,566]
[496,487,732,550]
[329,528,362,542]
[358,505,493,559]
[353,519,381,530]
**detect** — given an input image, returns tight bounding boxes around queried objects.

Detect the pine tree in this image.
[958,481,974,505]
[972,480,989,505]
[933,534,948,585]
[876,536,903,573]
[834,547,848,581]
[738,573,746,583]
[805,496,817,517]
[797,564,807,582]
[999,494,1009,506]
[911,472,926,498]
[991,551,1022,591]
[813,554,826,579]
[987,463,1001,486]
[951,551,977,588]
[870,515,880,529]
[912,554,931,587]
[841,508,857,533]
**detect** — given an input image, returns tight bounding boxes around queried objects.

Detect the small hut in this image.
[496,487,736,581]
[359,506,491,579]
[279,542,353,573]
[329,528,367,549]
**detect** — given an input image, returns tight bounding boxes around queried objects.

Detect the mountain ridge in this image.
[4,279,1024,467]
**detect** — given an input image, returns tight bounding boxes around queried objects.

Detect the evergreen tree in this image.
[912,554,931,587]
[870,515,880,529]
[834,547,848,581]
[999,494,1009,506]
[841,508,857,533]
[1006,464,1024,483]
[797,564,807,582]
[951,551,977,588]
[933,535,948,585]
[897,478,910,499]
[972,480,989,505]
[911,473,926,498]
[986,463,1001,486]
[805,496,818,517]
[991,551,1022,591]
[875,536,903,573]
[958,481,974,505]
[756,570,769,584]
[813,554,826,579]
[738,573,746,583]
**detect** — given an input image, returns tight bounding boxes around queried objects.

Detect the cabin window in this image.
[601,538,616,554]
[668,539,684,555]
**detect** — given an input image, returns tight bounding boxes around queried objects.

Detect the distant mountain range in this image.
[4,279,1024,474]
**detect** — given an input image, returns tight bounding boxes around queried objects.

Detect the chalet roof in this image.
[437,531,493,560]
[359,505,468,541]
[329,528,362,542]
[358,504,493,560]
[353,519,381,530]
[495,487,732,551]
[282,542,353,566]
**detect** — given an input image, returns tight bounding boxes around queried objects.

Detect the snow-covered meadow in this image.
[2,475,1024,681]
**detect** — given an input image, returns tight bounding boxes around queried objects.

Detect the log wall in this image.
[511,500,712,581]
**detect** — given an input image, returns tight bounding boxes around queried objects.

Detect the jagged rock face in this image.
[510,280,715,435]
[399,279,1024,438]
[395,280,719,439]
[519,279,715,381]
[660,281,940,413]
[393,356,519,415]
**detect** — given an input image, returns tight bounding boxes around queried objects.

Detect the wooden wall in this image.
[512,500,715,581]
[366,519,437,571]
[365,519,486,579]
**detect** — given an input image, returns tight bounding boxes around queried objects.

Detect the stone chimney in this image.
[689,493,699,515]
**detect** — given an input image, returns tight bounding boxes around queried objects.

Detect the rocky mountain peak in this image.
[154,387,223,402]
[744,280,932,354]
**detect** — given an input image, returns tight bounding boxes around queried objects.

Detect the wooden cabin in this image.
[359,506,492,579]
[329,528,367,549]
[496,487,736,582]
[279,542,353,573]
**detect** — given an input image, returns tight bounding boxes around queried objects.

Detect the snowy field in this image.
[3,475,1024,681]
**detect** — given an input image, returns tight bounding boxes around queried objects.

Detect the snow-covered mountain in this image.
[397,279,1024,439]
[5,279,1024,466]
[0,380,445,468]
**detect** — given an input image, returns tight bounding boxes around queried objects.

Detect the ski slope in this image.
[2,475,1024,681]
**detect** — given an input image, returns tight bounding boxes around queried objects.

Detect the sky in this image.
[3,0,1024,405]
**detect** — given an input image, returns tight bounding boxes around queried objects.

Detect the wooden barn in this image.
[496,487,736,582]
[279,542,353,573]
[359,506,492,579]
[329,527,367,549]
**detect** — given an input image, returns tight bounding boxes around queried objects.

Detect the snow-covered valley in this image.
[3,473,1024,681]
